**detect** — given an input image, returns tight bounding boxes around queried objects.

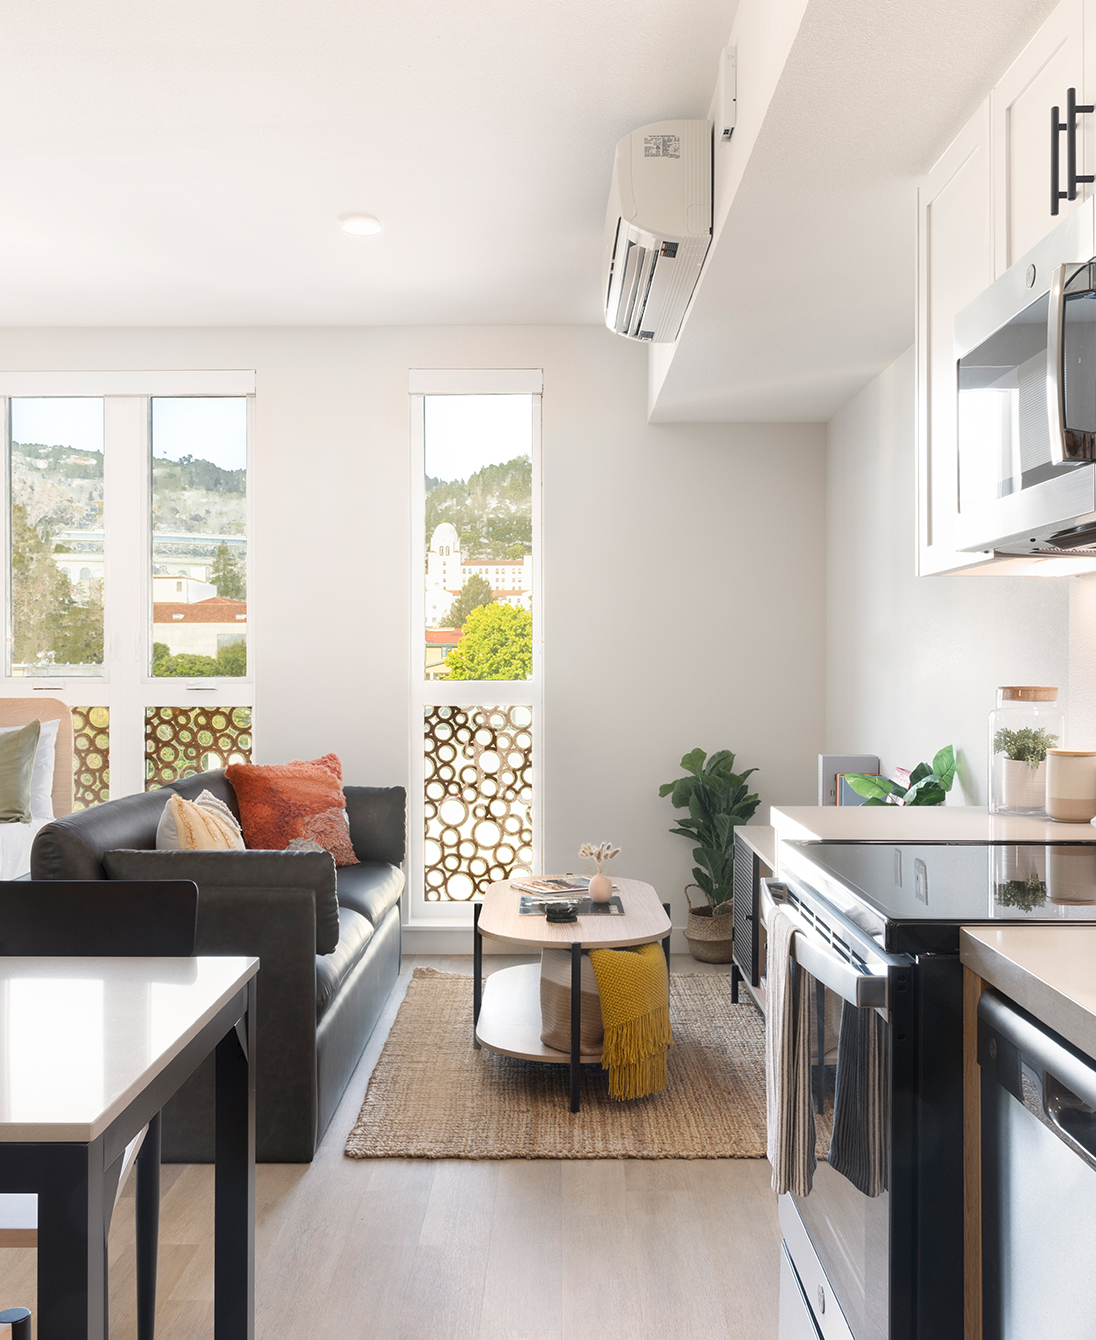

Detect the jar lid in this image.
[998,686,1058,702]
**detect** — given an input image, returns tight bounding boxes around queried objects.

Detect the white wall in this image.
[827,345,1073,802]
[0,324,827,940]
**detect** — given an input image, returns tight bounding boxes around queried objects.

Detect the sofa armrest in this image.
[102,847,340,954]
[344,786,406,865]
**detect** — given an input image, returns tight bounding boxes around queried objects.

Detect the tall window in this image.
[151,397,248,678]
[8,398,104,677]
[410,371,542,922]
[2,374,254,803]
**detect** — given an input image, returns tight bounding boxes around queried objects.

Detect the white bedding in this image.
[0,817,48,880]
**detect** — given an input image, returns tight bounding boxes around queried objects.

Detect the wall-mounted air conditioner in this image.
[603,119,712,344]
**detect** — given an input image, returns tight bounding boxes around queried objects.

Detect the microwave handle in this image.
[760,878,889,1010]
[1048,262,1070,464]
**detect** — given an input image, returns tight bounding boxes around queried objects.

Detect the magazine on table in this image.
[510,876,593,896]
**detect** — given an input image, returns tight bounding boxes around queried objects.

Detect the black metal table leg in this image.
[214,980,255,1340]
[473,900,483,1048]
[570,941,582,1113]
[730,963,742,1005]
[136,1110,161,1340]
[662,902,671,971]
[27,1140,108,1340]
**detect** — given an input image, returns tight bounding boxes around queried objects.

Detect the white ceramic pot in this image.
[588,872,613,903]
[1000,758,1047,812]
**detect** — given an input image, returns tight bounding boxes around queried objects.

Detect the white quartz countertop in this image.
[736,824,776,870]
[960,927,1096,1060]
[770,804,1096,846]
[0,956,258,1142]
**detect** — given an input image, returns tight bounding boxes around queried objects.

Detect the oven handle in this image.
[760,878,889,1010]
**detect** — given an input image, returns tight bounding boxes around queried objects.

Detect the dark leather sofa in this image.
[29,768,405,1163]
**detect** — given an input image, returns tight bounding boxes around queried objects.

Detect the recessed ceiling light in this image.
[340,214,382,236]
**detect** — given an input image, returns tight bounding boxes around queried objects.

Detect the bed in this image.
[0,698,73,879]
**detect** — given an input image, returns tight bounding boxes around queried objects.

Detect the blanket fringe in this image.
[600,1004,673,1099]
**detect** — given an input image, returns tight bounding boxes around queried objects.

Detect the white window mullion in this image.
[103,396,148,800]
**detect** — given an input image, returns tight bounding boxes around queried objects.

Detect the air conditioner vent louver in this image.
[603,119,712,344]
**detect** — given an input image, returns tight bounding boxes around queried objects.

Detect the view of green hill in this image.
[425,455,531,560]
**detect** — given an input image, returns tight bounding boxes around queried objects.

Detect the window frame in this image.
[0,371,255,801]
[407,369,544,926]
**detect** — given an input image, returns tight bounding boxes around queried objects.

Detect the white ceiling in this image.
[650,0,1063,422]
[0,0,737,326]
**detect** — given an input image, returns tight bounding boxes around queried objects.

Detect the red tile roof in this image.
[153,597,247,624]
[425,629,463,644]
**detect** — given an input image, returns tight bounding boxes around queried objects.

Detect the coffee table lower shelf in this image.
[474,963,603,1064]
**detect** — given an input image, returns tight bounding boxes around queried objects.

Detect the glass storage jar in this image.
[989,686,1064,815]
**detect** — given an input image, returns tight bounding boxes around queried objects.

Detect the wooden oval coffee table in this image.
[473,877,671,1112]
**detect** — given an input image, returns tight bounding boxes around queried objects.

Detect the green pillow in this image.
[0,720,41,824]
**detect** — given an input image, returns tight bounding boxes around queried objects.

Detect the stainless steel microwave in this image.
[955,197,1096,555]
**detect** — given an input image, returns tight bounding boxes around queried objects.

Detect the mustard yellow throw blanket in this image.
[588,943,672,1100]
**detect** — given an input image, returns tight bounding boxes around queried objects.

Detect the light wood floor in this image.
[0,955,781,1340]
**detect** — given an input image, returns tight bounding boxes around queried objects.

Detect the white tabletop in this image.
[771,804,1096,848]
[0,956,258,1143]
[960,927,1096,1061]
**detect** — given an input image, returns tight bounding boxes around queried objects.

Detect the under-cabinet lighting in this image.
[1036,557,1096,576]
[339,214,382,236]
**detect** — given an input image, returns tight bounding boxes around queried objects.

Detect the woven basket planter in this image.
[683,884,734,963]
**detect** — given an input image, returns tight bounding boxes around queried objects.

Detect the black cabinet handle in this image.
[1068,87,1094,200]
[1053,103,1067,214]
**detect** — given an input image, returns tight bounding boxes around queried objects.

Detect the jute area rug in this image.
[345,967,832,1160]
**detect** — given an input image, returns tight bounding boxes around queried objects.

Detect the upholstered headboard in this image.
[0,698,74,817]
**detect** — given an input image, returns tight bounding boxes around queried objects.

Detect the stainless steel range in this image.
[768,838,1096,1340]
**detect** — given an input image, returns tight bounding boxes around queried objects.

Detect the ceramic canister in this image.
[1046,749,1096,822]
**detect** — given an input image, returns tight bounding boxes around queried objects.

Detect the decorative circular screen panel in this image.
[423,704,533,900]
[145,706,253,789]
[72,706,110,809]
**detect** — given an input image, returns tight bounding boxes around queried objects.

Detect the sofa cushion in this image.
[336,861,404,928]
[344,786,407,864]
[316,906,374,1021]
[102,846,342,955]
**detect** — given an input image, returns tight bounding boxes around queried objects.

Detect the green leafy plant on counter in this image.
[992,726,1058,768]
[995,877,1048,912]
[658,748,760,911]
[844,746,957,807]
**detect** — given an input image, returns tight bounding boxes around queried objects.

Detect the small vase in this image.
[588,872,612,903]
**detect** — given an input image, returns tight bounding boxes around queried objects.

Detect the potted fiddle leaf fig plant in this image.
[658,748,760,962]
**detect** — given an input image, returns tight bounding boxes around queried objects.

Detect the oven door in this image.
[762,880,907,1340]
[954,196,1096,554]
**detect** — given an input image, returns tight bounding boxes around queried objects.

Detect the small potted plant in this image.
[658,748,760,962]
[993,727,1058,812]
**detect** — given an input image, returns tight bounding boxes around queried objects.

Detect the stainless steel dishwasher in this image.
[978,990,1096,1340]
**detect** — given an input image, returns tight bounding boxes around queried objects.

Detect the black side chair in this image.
[0,879,199,1340]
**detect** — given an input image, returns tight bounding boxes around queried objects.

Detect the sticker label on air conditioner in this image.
[644,135,680,158]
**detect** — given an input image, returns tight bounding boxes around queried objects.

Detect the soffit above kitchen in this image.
[647,0,1061,423]
[0,0,735,327]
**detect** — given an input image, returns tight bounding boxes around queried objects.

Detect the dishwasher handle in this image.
[979,989,1096,1172]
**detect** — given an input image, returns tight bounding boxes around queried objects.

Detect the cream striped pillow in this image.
[156,790,245,851]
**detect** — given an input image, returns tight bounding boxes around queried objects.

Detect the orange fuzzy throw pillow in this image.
[225,754,359,866]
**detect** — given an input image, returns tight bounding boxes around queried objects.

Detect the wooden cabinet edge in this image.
[964,966,986,1340]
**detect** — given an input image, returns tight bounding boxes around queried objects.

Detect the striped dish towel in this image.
[764,904,817,1196]
[828,999,888,1196]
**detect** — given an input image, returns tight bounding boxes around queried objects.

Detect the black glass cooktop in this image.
[781,840,1096,953]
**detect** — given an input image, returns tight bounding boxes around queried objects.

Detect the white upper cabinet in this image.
[993,0,1086,274]
[917,102,996,576]
[915,0,1096,578]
